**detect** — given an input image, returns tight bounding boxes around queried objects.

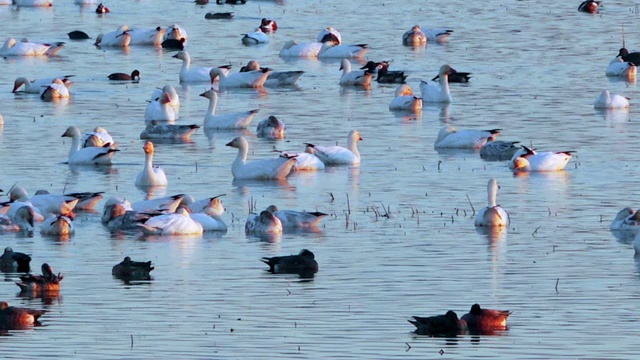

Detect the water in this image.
[0,0,639,358]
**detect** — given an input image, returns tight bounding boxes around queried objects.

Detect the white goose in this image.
[421,26,454,42]
[82,127,115,148]
[256,116,286,139]
[242,28,269,45]
[138,208,203,235]
[140,122,200,140]
[150,85,180,116]
[209,67,270,88]
[245,210,283,235]
[190,212,227,231]
[40,79,70,101]
[279,40,323,58]
[0,206,35,233]
[172,51,219,82]
[317,27,342,44]
[305,130,362,165]
[318,42,368,59]
[610,208,639,231]
[164,24,188,42]
[40,215,74,236]
[128,26,166,46]
[13,75,73,94]
[606,56,637,79]
[61,126,119,165]
[292,145,325,171]
[420,65,456,103]
[135,141,168,187]
[434,126,501,149]
[402,25,427,46]
[145,92,176,124]
[181,194,225,217]
[474,179,510,227]
[0,38,64,56]
[339,59,372,86]
[30,189,103,211]
[131,194,185,213]
[240,60,304,86]
[389,84,422,111]
[225,136,297,180]
[200,89,258,129]
[94,26,131,47]
[593,90,630,110]
[9,186,79,215]
[265,205,327,229]
[509,146,574,172]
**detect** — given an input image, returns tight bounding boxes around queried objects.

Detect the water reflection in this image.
[231,178,293,194]
[597,108,630,126]
[610,229,637,244]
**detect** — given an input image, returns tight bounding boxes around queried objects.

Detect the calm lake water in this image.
[1,0,639,358]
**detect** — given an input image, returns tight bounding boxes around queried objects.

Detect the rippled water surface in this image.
[1,0,640,358]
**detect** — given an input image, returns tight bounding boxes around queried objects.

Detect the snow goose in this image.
[102,204,153,231]
[181,194,225,217]
[112,257,154,280]
[434,126,501,149]
[0,38,64,56]
[128,27,165,46]
[0,206,35,233]
[633,233,640,254]
[509,146,574,172]
[265,205,327,229]
[317,27,341,44]
[173,51,211,82]
[82,127,115,148]
[259,18,278,32]
[275,145,325,171]
[225,136,297,180]
[610,208,639,231]
[420,65,456,103]
[245,210,282,235]
[40,215,74,236]
[402,25,427,46]
[209,67,270,88]
[151,85,180,116]
[32,190,103,211]
[261,249,319,277]
[240,60,304,86]
[131,194,185,213]
[594,90,630,110]
[190,212,227,231]
[140,121,200,140]
[605,57,636,79]
[242,28,269,45]
[305,130,362,165]
[13,75,73,94]
[61,126,119,165]
[135,141,168,187]
[475,179,510,227]
[256,116,286,139]
[40,79,70,101]
[421,26,454,43]
[94,26,131,47]
[318,42,368,59]
[480,140,520,161]
[164,24,188,43]
[339,59,372,87]
[95,2,109,13]
[389,84,422,111]
[108,70,140,81]
[137,208,203,235]
[200,89,258,129]
[279,40,323,58]
[14,0,52,6]
[145,91,176,124]
[578,0,600,13]
[0,247,31,273]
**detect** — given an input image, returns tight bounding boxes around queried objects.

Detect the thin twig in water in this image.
[346,194,351,215]
[466,194,476,216]
[555,278,559,293]
[130,334,133,349]
[328,192,334,202]
[405,342,412,352]
[532,226,541,237]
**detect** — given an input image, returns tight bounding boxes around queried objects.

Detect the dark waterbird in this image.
[0,247,31,273]
[162,38,186,50]
[216,0,246,4]
[195,0,209,4]
[108,70,140,81]
[618,48,640,67]
[0,301,46,331]
[95,2,110,13]
[432,69,472,83]
[578,0,601,13]
[16,263,63,293]
[205,12,234,19]
[112,256,154,280]
[461,303,512,334]
[408,310,467,337]
[68,30,90,40]
[261,249,318,278]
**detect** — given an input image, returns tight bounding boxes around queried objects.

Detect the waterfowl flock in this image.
[1,0,640,356]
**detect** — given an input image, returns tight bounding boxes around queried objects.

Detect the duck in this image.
[0,38,64,56]
[420,26,454,42]
[95,2,109,13]
[318,42,368,59]
[15,263,63,293]
[339,59,372,87]
[172,51,213,82]
[461,304,511,332]
[40,214,74,236]
[610,208,639,231]
[617,48,640,65]
[68,30,90,40]
[216,0,246,4]
[605,56,637,79]
[61,126,119,165]
[245,210,283,235]
[434,126,501,149]
[94,25,131,47]
[150,85,180,116]
[434,70,472,83]
[480,140,521,161]
[131,194,185,213]
[593,90,630,110]
[578,0,600,13]
[261,249,319,277]
[181,194,225,217]
[259,18,278,32]
[135,141,168,187]
[256,116,286,139]
[305,130,362,165]
[14,0,52,6]
[408,311,467,337]
[128,27,166,46]
[226,137,296,180]
[0,247,31,273]
[0,302,46,330]
[140,122,200,140]
[420,65,456,103]
[195,0,209,4]
[12,75,73,94]
[137,208,204,235]
[209,67,270,88]
[509,146,574,172]
[317,27,341,44]
[200,89,258,129]
[402,25,427,46]
[144,91,176,124]
[265,205,327,229]
[112,257,154,280]
[40,79,70,101]
[475,179,510,227]
[82,127,115,148]
[239,60,304,86]
[0,206,35,233]
[242,28,269,45]
[164,24,189,43]
[279,40,323,58]
[389,84,422,111]
[162,38,186,50]
[205,12,234,19]
[367,61,407,83]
